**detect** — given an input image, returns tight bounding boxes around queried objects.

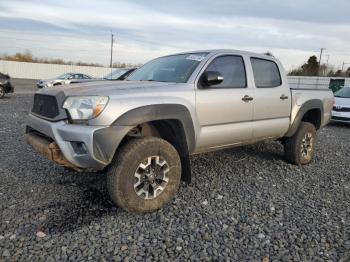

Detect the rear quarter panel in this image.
[290,89,334,128]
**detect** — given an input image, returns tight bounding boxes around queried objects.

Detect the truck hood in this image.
[37,80,178,96]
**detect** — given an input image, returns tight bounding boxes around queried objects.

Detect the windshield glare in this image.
[335,87,350,98]
[104,69,129,80]
[127,53,208,83]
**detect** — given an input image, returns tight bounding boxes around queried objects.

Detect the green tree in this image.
[333,70,344,77]
[288,55,320,76]
[345,67,350,77]
[301,56,319,76]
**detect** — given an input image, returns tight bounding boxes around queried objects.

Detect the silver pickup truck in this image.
[26,49,333,213]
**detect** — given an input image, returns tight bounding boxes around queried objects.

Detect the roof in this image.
[167,49,276,60]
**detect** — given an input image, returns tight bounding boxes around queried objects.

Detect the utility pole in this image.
[318,48,325,76]
[110,32,115,68]
[325,55,330,76]
[341,61,349,72]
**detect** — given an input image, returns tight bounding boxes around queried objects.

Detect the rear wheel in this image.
[107,137,181,213]
[0,86,5,98]
[284,122,317,165]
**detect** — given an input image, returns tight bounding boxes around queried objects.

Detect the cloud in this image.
[0,0,349,70]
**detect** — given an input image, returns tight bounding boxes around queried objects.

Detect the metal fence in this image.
[288,76,350,90]
[0,60,113,79]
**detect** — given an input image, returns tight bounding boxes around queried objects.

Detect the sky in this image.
[1,0,350,70]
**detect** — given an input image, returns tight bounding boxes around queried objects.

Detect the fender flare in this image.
[285,99,324,137]
[112,104,196,154]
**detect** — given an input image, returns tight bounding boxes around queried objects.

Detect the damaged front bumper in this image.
[26,113,131,171]
[25,132,80,171]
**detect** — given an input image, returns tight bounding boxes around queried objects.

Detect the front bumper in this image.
[331,110,350,123]
[26,114,132,171]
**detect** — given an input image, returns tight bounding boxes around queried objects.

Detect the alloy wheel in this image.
[300,132,314,159]
[133,156,170,199]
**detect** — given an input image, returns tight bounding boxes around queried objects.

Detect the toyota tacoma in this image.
[26,50,334,213]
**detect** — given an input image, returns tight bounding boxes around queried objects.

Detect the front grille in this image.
[333,106,350,112]
[331,116,350,122]
[32,94,59,118]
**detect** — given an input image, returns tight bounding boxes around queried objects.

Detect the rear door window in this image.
[251,58,282,88]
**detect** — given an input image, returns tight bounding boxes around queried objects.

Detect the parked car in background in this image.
[36,73,93,88]
[331,86,350,123]
[26,49,333,213]
[103,68,136,80]
[0,72,14,98]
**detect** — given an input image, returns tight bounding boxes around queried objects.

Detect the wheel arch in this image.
[111,104,196,183]
[113,104,196,153]
[285,99,323,137]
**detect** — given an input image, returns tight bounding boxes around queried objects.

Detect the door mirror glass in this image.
[202,71,224,86]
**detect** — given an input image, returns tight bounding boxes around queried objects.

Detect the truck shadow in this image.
[224,142,285,162]
[38,171,119,235]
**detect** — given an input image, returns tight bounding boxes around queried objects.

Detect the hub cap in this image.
[300,132,314,158]
[0,87,4,97]
[133,156,170,200]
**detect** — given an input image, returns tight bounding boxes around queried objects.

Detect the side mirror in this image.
[202,71,224,87]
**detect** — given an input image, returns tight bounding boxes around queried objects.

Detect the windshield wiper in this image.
[140,79,169,82]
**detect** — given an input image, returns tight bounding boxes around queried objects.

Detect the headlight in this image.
[63,96,109,121]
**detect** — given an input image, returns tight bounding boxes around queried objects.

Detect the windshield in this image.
[335,87,350,98]
[127,53,208,83]
[57,73,71,79]
[104,69,129,80]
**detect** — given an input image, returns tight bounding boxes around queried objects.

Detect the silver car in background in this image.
[36,73,93,88]
[331,86,350,123]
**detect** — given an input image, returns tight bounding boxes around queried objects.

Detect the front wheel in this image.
[0,86,5,98]
[107,137,181,213]
[284,122,317,165]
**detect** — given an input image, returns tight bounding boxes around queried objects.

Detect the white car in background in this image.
[331,86,350,123]
[36,73,93,88]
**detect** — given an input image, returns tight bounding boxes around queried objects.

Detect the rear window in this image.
[251,58,282,88]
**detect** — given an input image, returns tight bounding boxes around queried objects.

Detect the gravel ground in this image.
[0,92,349,261]
[9,79,38,93]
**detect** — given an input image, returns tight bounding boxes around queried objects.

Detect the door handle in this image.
[280,94,289,100]
[242,95,254,102]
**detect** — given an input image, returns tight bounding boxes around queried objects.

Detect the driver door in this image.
[195,55,254,151]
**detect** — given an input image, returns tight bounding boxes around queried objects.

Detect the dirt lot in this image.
[0,82,349,260]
